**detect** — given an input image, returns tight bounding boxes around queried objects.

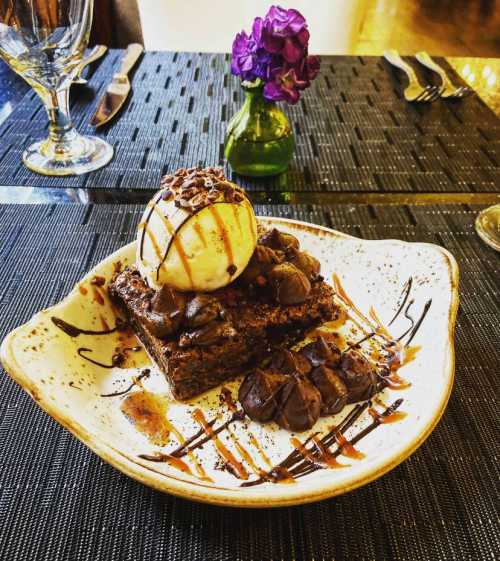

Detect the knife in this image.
[90,43,144,127]
[73,45,108,85]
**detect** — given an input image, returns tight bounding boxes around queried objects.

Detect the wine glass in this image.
[0,0,113,175]
[475,205,500,252]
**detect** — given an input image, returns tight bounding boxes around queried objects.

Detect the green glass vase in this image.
[225,85,295,177]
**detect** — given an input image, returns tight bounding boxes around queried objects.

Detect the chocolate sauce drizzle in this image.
[170,410,246,458]
[388,278,413,326]
[241,401,369,487]
[139,192,164,263]
[100,369,151,398]
[77,347,124,369]
[51,316,126,337]
[136,277,425,485]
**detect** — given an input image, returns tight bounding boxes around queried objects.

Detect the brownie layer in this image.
[109,268,338,400]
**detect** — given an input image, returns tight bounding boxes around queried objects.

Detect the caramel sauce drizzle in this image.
[158,419,212,482]
[138,194,163,262]
[192,221,208,248]
[400,345,422,367]
[269,466,295,484]
[248,432,272,469]
[227,427,267,478]
[144,225,164,263]
[139,452,193,476]
[121,391,171,447]
[384,372,412,390]
[241,403,369,487]
[92,286,105,306]
[152,213,195,288]
[171,429,211,481]
[208,204,234,272]
[368,407,407,424]
[369,306,391,338]
[332,274,386,338]
[290,437,321,466]
[99,314,110,331]
[311,436,349,469]
[192,408,248,480]
[153,204,175,235]
[335,432,366,460]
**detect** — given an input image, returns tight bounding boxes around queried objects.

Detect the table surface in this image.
[0,51,499,561]
[0,53,499,206]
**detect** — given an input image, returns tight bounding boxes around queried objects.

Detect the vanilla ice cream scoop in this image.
[137,167,257,292]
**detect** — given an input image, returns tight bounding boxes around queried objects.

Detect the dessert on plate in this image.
[109,167,339,401]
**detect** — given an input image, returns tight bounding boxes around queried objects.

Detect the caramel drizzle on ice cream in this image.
[208,204,235,274]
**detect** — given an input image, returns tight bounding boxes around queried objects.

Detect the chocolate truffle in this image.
[135,285,186,338]
[238,369,288,423]
[275,375,322,432]
[258,228,300,252]
[340,349,379,402]
[299,336,342,368]
[184,294,225,328]
[267,263,311,305]
[309,365,349,415]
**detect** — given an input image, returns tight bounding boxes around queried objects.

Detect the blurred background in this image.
[93,0,500,57]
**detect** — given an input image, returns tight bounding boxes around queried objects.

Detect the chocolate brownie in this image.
[109,267,338,400]
[109,226,339,400]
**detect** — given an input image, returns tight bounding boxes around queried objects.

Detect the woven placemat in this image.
[0,203,498,560]
[0,52,498,192]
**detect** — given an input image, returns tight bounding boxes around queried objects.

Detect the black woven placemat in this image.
[0,52,498,192]
[0,203,498,560]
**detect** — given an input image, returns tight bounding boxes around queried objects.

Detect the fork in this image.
[383,50,442,102]
[415,51,473,99]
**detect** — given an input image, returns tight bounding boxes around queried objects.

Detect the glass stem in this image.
[39,83,80,156]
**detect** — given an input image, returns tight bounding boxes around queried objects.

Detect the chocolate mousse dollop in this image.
[239,245,285,285]
[287,248,321,281]
[184,294,225,328]
[179,320,237,348]
[135,285,186,338]
[275,375,322,432]
[239,335,384,431]
[309,365,348,415]
[238,369,288,423]
[267,263,311,305]
[271,348,311,376]
[259,228,300,252]
[340,349,379,402]
[299,336,342,368]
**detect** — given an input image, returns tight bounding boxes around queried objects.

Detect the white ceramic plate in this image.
[0,218,459,507]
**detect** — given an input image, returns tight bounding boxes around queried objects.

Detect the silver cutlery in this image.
[90,43,144,127]
[73,45,108,85]
[383,50,442,102]
[415,52,473,99]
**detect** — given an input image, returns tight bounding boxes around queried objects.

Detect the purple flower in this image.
[303,55,321,81]
[231,31,259,82]
[261,6,310,64]
[230,5,320,103]
[264,65,308,104]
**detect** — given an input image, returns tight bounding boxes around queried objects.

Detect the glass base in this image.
[23,134,113,176]
[475,205,500,252]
